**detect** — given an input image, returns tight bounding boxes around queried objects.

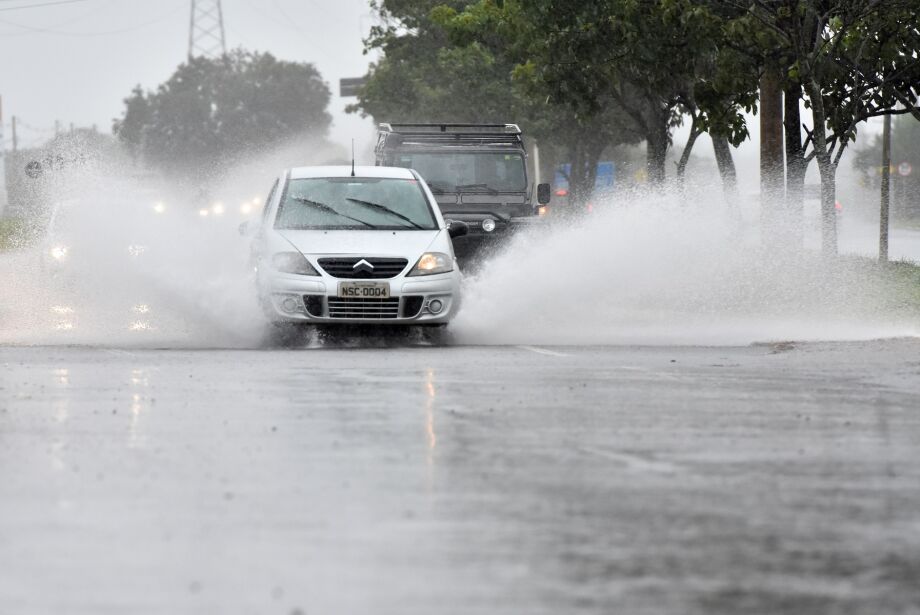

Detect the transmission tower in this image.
[188,0,227,60]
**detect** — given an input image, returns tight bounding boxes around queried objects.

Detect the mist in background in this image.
[0,0,378,155]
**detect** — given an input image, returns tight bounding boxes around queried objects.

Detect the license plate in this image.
[338,282,390,298]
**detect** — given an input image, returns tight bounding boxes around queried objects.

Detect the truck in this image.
[374,123,551,257]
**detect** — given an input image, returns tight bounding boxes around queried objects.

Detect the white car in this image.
[247,166,468,328]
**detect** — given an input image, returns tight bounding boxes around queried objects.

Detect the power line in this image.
[0,5,183,37]
[0,0,92,12]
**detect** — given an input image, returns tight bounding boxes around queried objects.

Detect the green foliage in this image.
[721,0,920,253]
[114,50,331,179]
[452,0,757,182]
[353,0,644,202]
[724,0,920,163]
[0,218,36,252]
[355,0,920,201]
[353,1,523,125]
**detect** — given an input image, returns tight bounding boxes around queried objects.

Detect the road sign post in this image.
[0,96,8,216]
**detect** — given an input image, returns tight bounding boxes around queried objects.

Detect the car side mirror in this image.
[447,220,469,239]
[537,183,552,205]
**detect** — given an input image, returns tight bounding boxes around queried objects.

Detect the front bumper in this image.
[260,270,461,325]
[444,212,542,237]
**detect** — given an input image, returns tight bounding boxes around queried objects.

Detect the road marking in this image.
[578,447,683,474]
[616,365,683,381]
[517,345,571,358]
[103,349,136,357]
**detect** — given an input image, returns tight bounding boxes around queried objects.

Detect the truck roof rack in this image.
[377,123,523,147]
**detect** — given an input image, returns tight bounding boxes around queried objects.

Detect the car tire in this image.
[416,323,451,346]
[266,322,315,347]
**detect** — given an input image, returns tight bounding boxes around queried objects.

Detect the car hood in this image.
[276,229,443,256]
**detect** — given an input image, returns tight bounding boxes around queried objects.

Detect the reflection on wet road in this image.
[0,340,919,614]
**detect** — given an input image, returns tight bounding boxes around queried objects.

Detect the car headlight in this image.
[50,245,69,261]
[271,252,320,276]
[408,252,453,276]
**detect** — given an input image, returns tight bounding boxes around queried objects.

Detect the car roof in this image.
[288,166,416,180]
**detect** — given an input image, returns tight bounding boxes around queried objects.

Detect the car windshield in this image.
[393,152,527,193]
[275,177,438,231]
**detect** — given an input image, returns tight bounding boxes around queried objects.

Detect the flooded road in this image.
[1,340,918,614]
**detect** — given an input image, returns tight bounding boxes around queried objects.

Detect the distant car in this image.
[40,193,168,275]
[37,191,174,334]
[246,166,468,329]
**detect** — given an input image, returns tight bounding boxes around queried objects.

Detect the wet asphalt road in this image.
[0,339,919,615]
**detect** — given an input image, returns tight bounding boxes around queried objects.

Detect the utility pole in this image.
[0,96,8,215]
[188,0,227,61]
[11,116,17,152]
[879,113,892,263]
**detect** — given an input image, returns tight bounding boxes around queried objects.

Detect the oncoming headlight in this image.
[271,252,320,276]
[408,252,453,276]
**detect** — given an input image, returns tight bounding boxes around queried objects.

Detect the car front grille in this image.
[318,257,409,279]
[327,297,401,320]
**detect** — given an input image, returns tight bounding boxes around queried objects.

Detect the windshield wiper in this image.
[456,183,500,195]
[345,198,425,230]
[290,196,376,228]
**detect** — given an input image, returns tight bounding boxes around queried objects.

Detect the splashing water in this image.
[0,139,346,349]
[452,189,920,346]
[1,166,917,349]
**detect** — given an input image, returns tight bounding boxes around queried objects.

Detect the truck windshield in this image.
[275,178,438,231]
[394,152,527,193]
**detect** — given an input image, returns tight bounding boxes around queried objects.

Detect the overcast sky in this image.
[0,0,378,152]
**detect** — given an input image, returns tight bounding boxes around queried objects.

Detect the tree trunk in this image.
[675,114,702,184]
[784,80,806,249]
[712,135,741,213]
[645,103,669,187]
[760,67,785,247]
[816,156,838,255]
[806,79,838,256]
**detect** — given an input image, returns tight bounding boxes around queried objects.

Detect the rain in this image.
[1,1,919,614]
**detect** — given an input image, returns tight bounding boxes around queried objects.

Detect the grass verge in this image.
[885,259,920,308]
[0,217,41,252]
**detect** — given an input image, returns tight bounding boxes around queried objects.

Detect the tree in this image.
[435,0,643,203]
[721,0,920,254]
[114,50,331,180]
[453,0,759,194]
[351,0,642,205]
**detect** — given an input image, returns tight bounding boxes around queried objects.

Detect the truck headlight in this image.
[408,252,453,276]
[271,252,320,276]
